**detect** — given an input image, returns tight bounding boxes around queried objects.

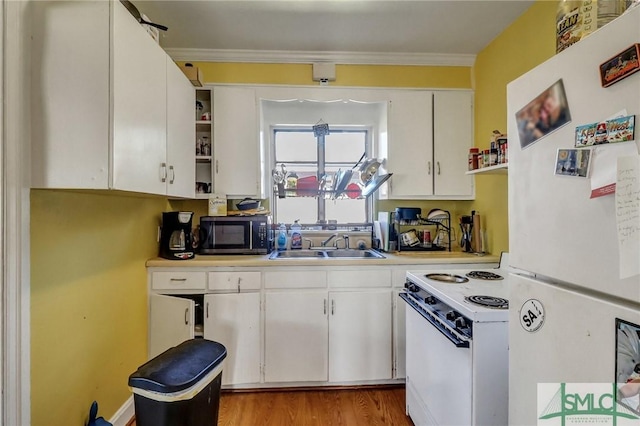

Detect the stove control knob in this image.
[455,317,467,329]
[405,283,420,293]
[424,296,437,305]
[446,311,457,321]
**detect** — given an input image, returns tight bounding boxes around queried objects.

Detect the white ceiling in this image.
[135,0,535,65]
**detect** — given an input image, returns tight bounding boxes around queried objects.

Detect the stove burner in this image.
[466,271,504,281]
[424,273,469,283]
[465,295,509,309]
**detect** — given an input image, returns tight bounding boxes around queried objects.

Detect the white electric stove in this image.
[401,254,510,426]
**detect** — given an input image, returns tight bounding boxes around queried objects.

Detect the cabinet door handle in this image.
[169,165,175,184]
[160,163,167,182]
[170,278,187,282]
[331,299,335,315]
[324,299,327,315]
[237,277,241,293]
[215,160,219,174]
[184,308,189,325]
[427,161,431,175]
[437,161,441,175]
[206,302,209,319]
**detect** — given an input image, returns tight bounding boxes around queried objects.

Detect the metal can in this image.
[468,147,479,170]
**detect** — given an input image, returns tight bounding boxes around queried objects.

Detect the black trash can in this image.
[128,339,227,426]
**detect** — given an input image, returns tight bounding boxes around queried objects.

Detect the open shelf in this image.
[466,163,508,175]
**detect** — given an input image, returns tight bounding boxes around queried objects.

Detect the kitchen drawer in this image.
[208,271,261,291]
[328,269,392,288]
[264,270,327,289]
[151,271,207,291]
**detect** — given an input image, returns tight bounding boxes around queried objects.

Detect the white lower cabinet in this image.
[264,288,393,384]
[329,290,392,382]
[264,291,329,383]
[204,293,261,386]
[149,294,195,359]
[149,266,405,387]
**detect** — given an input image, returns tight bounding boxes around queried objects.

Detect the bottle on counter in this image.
[290,220,302,250]
[277,223,288,250]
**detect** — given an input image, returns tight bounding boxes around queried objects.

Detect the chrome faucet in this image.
[321,233,339,247]
[303,238,314,250]
[342,234,350,249]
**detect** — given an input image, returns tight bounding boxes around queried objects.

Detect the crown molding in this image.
[165,48,476,67]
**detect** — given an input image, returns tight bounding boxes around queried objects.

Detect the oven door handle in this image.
[400,293,470,348]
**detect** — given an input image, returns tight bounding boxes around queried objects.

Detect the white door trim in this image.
[3,0,31,424]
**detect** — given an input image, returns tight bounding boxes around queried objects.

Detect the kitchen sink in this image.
[268,249,385,260]
[324,249,385,259]
[268,250,326,259]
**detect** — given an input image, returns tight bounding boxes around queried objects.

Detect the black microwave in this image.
[199,216,272,255]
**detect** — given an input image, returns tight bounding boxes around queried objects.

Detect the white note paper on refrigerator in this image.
[615,155,640,279]
[591,142,638,198]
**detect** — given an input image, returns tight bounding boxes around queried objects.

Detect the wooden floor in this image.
[130,386,413,426]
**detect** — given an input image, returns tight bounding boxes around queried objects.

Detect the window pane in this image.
[275,197,317,224]
[326,198,366,223]
[325,132,367,164]
[275,131,316,163]
[272,127,370,225]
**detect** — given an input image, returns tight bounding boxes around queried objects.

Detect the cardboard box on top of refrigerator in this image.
[179,63,203,87]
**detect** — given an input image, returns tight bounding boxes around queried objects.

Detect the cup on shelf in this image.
[196,182,211,194]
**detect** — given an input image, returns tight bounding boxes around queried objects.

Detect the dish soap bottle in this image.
[277,223,288,250]
[290,220,302,250]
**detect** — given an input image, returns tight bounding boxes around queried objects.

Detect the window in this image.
[262,97,387,226]
[271,127,372,225]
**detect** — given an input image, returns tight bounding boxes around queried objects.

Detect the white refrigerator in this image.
[506,6,640,425]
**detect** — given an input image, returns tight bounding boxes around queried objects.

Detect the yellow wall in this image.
[30,190,169,425]
[471,0,557,254]
[192,62,472,88]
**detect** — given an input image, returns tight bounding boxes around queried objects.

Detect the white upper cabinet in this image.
[111,2,167,194]
[433,91,474,197]
[380,90,474,199]
[31,1,194,198]
[213,86,262,198]
[166,58,196,198]
[385,90,435,197]
[31,0,111,189]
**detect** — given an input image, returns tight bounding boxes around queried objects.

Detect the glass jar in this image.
[201,136,210,156]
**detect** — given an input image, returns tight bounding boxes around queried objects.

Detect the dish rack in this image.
[394,210,452,252]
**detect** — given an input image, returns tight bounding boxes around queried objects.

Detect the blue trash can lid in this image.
[128,339,227,394]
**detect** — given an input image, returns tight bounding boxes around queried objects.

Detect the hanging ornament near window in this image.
[313,120,330,137]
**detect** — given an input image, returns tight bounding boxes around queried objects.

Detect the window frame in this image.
[270,125,374,226]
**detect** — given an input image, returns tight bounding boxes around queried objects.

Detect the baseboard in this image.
[109,395,134,426]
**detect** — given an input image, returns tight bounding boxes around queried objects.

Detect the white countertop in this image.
[146,251,500,268]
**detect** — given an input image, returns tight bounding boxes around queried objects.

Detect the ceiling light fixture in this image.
[312,62,336,85]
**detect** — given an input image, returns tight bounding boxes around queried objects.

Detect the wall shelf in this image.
[466,163,508,175]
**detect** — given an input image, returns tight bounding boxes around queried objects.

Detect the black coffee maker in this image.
[159,211,195,260]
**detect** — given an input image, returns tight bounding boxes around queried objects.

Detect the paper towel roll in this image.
[472,214,482,253]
